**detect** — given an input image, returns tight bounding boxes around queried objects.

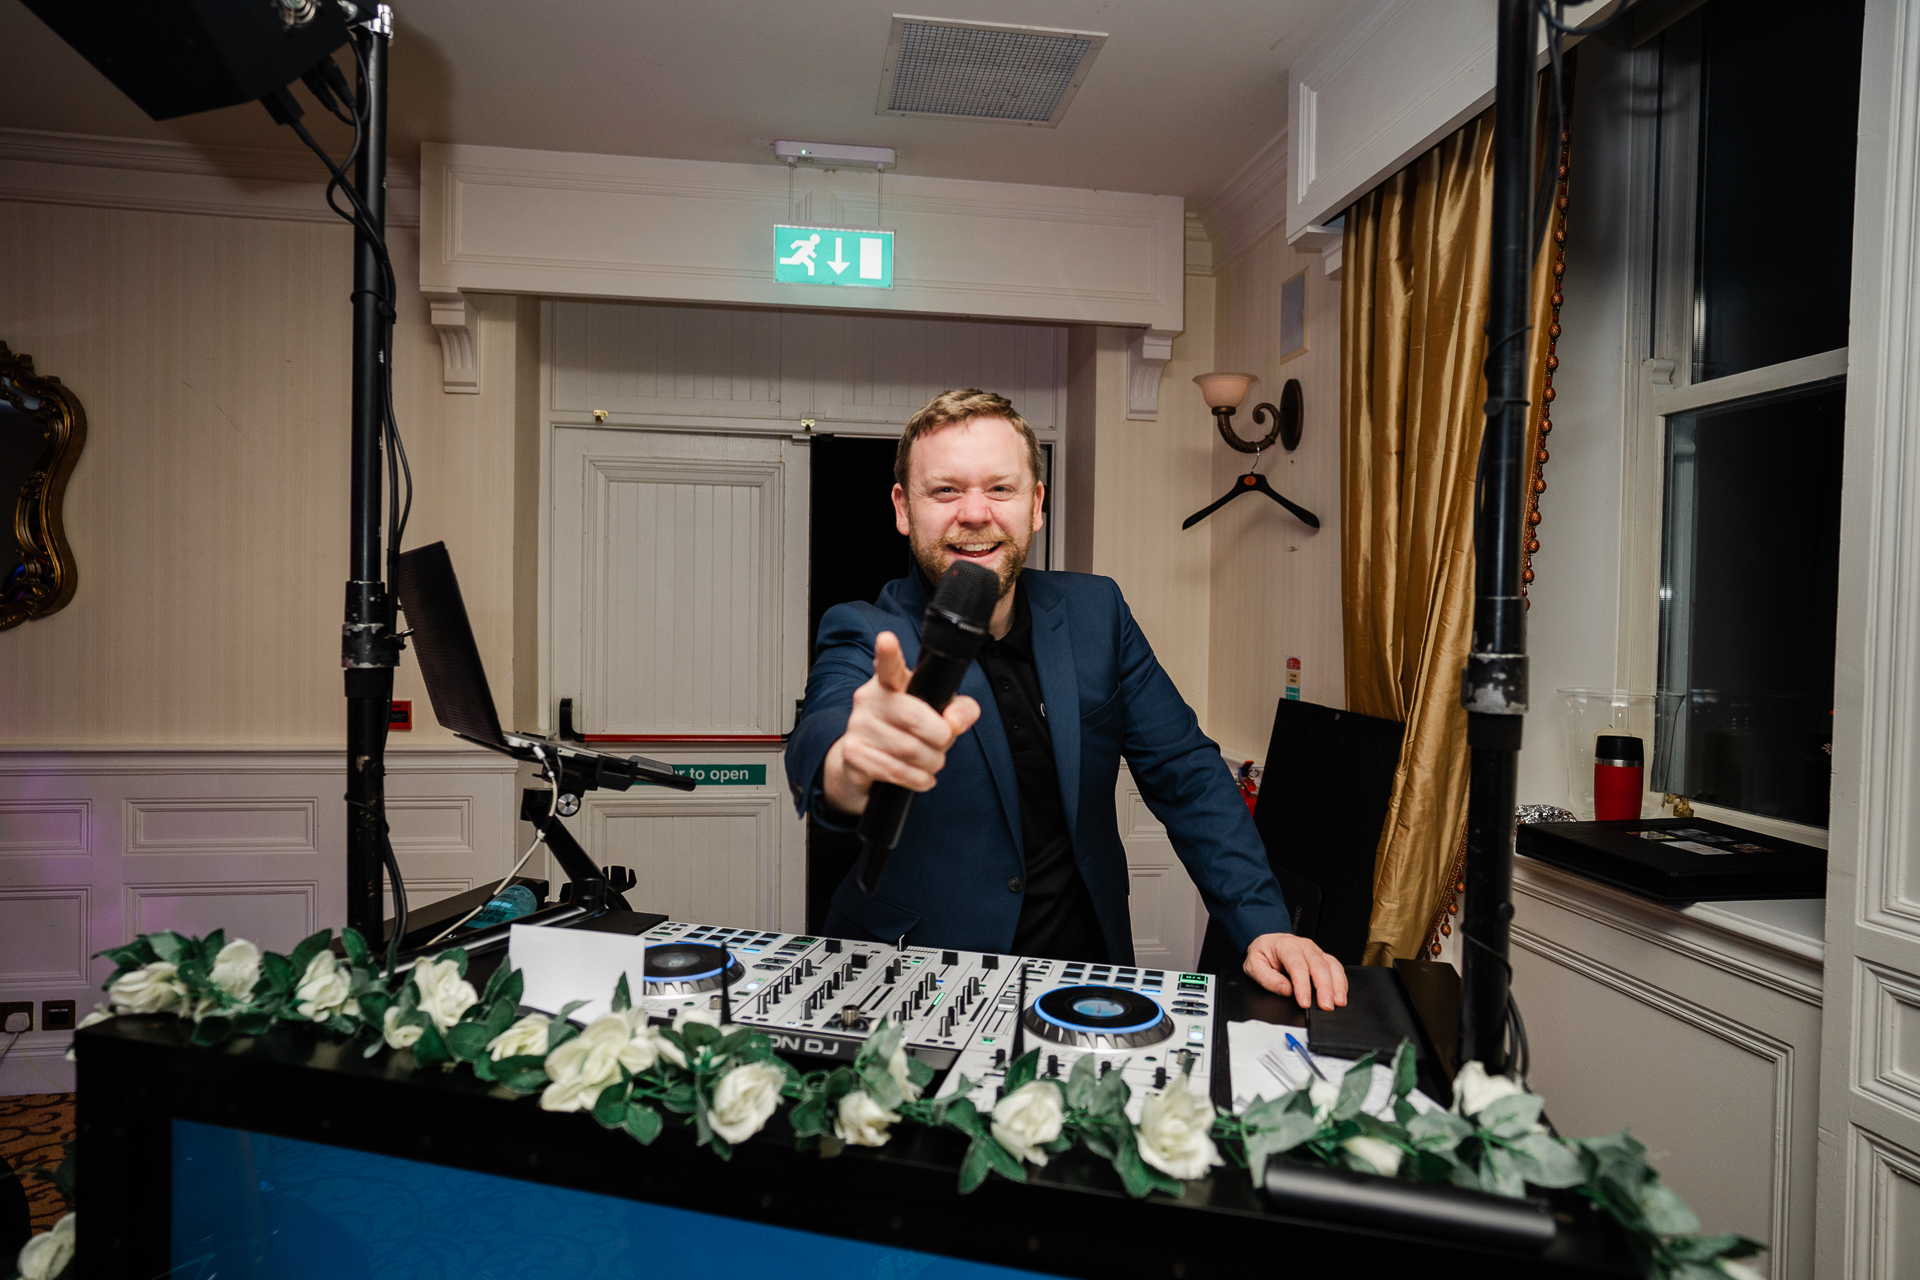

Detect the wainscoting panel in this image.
[0,801,90,857]
[576,779,794,932]
[1512,859,1824,1280]
[1850,1127,1920,1279]
[124,882,315,947]
[0,888,89,988]
[0,747,520,1094]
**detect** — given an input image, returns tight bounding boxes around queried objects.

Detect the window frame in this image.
[1615,7,1848,846]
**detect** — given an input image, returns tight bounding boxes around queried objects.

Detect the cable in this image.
[422,748,562,948]
[1506,992,1531,1085]
[346,796,409,974]
[1534,0,1628,37]
[379,832,408,975]
[0,1029,22,1072]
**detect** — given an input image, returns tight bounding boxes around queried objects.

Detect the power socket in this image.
[0,1001,31,1034]
[41,1000,76,1031]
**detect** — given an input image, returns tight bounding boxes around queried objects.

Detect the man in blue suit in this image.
[786,390,1346,1010]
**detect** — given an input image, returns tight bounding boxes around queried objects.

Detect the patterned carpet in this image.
[0,1093,74,1235]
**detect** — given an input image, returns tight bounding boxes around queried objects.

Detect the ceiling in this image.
[0,0,1350,203]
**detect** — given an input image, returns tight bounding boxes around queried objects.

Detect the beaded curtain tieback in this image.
[1424,125,1573,960]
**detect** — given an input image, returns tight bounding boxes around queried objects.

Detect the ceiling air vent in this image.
[877,15,1108,128]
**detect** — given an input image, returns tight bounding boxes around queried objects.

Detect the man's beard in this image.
[909,523,1031,601]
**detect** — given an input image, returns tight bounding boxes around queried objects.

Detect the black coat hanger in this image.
[1182,454,1320,531]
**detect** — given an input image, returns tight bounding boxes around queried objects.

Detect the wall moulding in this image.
[420,143,1185,333]
[0,126,421,227]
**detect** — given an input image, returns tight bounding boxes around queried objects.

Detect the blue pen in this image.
[1286,1032,1328,1081]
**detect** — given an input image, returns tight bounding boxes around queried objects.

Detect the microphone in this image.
[855,560,1000,894]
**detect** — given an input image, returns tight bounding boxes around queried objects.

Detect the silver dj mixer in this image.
[631,920,1217,1109]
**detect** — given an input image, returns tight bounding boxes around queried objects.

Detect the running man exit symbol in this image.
[773,224,893,289]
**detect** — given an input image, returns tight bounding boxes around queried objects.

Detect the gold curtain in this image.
[1341,104,1558,965]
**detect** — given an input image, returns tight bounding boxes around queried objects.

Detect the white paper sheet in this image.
[1226,1019,1440,1117]
[507,923,647,1023]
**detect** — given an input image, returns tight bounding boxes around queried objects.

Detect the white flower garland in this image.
[9,927,1771,1280]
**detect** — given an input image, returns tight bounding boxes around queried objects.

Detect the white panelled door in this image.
[550,426,809,931]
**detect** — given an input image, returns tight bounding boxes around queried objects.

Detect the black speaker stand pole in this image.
[1458,0,1538,1075]
[343,8,396,943]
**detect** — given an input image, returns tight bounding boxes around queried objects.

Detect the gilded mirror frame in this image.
[1,342,86,630]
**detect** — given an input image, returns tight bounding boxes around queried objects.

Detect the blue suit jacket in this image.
[785,568,1291,963]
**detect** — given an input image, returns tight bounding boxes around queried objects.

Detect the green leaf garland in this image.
[72,927,1763,1279]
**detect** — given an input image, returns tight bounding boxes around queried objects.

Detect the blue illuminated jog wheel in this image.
[640,943,745,995]
[1023,984,1175,1049]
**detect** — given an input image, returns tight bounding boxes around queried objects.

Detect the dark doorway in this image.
[806,434,913,930]
[808,434,912,662]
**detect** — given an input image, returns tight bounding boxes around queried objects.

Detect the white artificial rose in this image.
[657,1006,723,1068]
[709,1061,787,1144]
[1452,1060,1526,1121]
[991,1080,1066,1166]
[1307,1075,1341,1123]
[888,1043,923,1103]
[540,1013,663,1112]
[486,1013,551,1061]
[382,1006,424,1050]
[412,958,479,1032]
[293,952,353,1022]
[834,1090,899,1147]
[1136,1084,1223,1181]
[621,1016,665,1074]
[1714,1259,1765,1280]
[107,961,187,1015]
[209,939,263,1001]
[1342,1135,1404,1178]
[17,1210,75,1280]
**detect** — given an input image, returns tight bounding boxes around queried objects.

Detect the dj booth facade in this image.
[77,963,1639,1280]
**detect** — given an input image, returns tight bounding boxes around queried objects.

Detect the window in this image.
[1645,0,1863,827]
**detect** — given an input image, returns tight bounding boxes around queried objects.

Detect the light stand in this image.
[341,10,400,943]
[1457,0,1539,1075]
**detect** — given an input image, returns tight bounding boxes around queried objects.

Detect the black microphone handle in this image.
[855,643,976,891]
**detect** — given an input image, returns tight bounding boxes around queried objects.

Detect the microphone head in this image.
[920,560,999,665]
[929,561,1000,632]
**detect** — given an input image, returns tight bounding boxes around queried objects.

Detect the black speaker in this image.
[19,0,352,122]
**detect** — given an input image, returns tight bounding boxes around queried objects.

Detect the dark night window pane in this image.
[1656,381,1845,826]
[1693,0,1864,381]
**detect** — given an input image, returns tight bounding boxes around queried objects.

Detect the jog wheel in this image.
[641,943,746,996]
[1021,984,1174,1050]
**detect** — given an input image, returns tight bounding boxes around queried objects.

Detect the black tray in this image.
[1516,817,1826,905]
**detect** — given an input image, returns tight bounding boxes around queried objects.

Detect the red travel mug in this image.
[1594,734,1644,821]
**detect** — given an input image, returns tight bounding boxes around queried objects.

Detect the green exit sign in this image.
[773,224,893,289]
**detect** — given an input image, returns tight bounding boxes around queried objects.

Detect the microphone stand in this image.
[1458,0,1538,1075]
[343,8,398,943]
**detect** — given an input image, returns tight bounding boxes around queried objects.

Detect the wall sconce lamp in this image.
[1193,372,1304,453]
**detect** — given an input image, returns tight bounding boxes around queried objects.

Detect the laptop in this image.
[393,542,691,793]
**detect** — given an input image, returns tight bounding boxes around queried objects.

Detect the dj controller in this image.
[625,919,1217,1114]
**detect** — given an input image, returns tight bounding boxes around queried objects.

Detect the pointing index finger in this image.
[873,631,911,693]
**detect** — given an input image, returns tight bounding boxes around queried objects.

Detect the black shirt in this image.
[975,583,1108,964]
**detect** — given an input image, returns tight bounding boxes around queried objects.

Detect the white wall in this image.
[0,132,529,1093]
[1205,224,1345,760]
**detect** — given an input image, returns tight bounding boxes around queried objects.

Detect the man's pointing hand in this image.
[823,630,981,816]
